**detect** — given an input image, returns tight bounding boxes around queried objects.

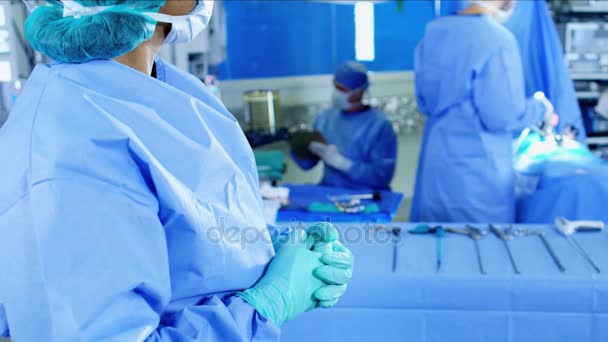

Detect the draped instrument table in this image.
[281,223,608,342]
[277,184,403,223]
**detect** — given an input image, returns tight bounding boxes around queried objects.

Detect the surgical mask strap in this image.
[60,0,191,23]
[62,0,111,19]
[147,1,213,23]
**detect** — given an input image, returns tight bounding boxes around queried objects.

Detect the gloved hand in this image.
[237,229,325,326]
[595,90,608,118]
[309,142,353,173]
[305,222,354,308]
[313,241,353,308]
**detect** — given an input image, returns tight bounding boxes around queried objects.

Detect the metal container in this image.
[243,89,282,134]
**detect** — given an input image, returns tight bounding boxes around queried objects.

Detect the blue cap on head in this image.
[334,61,369,91]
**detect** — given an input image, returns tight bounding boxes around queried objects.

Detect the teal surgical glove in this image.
[313,241,354,307]
[237,229,325,326]
[306,222,355,308]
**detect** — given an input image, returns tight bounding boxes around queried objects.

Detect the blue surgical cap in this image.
[334,61,369,90]
[25,1,167,63]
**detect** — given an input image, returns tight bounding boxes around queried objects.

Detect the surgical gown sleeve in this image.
[0,179,279,341]
[473,45,546,133]
[345,121,398,190]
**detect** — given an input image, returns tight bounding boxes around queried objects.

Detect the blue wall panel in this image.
[219,0,436,79]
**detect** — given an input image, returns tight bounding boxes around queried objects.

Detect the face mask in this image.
[474,1,514,24]
[494,6,514,23]
[148,0,214,44]
[332,90,351,111]
[61,0,214,44]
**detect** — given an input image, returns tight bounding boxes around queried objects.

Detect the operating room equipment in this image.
[509,227,566,273]
[409,225,445,273]
[555,217,605,235]
[490,225,521,274]
[392,227,401,273]
[372,226,401,273]
[447,226,487,275]
[326,195,366,214]
[2,2,34,76]
[328,192,382,203]
[555,0,608,13]
[555,217,601,273]
[326,192,382,213]
[309,201,379,215]
[563,22,608,81]
[533,91,557,135]
[277,185,403,223]
[243,89,283,136]
[320,193,382,214]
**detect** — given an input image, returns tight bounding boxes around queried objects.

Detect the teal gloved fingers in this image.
[312,241,334,254]
[314,284,347,308]
[314,264,353,285]
[237,229,325,327]
[321,242,354,269]
[318,298,340,308]
[306,222,340,245]
[321,252,353,269]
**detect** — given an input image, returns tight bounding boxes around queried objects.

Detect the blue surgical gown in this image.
[444,0,586,141]
[293,107,397,192]
[0,59,280,341]
[411,15,546,223]
[505,0,586,143]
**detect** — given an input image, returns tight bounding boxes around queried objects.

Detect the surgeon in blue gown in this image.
[444,0,586,142]
[293,61,398,192]
[0,1,353,340]
[411,0,548,223]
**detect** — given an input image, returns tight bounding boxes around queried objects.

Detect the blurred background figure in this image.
[292,61,398,192]
[410,0,551,223]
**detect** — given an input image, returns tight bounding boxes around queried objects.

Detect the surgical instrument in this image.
[490,225,521,274]
[509,227,565,273]
[327,192,381,214]
[374,226,401,273]
[409,225,445,272]
[328,192,382,203]
[391,227,401,273]
[555,217,604,235]
[448,226,487,275]
[555,217,601,273]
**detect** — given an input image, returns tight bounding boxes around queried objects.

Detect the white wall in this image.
[220,71,416,111]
